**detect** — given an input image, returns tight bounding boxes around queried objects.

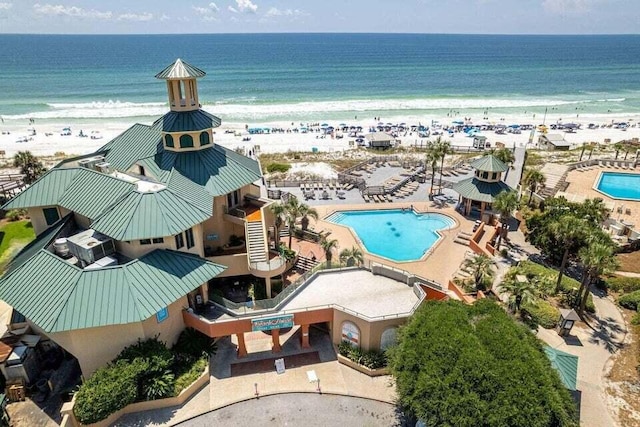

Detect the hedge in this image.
[266,162,291,173]
[522,300,560,329]
[604,276,640,294]
[618,290,640,311]
[337,341,387,369]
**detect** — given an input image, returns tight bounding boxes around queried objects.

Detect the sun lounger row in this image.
[300,182,354,191]
[593,160,637,170]
[363,194,393,203]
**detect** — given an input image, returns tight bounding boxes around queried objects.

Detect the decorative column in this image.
[300,324,310,348]
[271,329,282,353]
[265,277,272,299]
[236,333,247,358]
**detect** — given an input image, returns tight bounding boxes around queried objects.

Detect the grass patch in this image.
[0,220,35,269]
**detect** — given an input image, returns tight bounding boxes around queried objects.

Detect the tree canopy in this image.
[388,300,578,427]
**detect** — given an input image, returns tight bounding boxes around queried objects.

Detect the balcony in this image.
[248,252,290,278]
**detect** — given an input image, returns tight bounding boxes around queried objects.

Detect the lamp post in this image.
[254,382,259,398]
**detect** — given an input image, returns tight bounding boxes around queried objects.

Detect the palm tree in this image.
[550,215,588,294]
[299,204,319,232]
[500,277,538,312]
[339,246,364,267]
[436,138,452,194]
[463,254,495,291]
[269,202,287,248]
[320,237,339,269]
[613,142,624,160]
[13,151,45,185]
[425,147,440,197]
[577,241,618,316]
[523,169,546,207]
[492,190,518,250]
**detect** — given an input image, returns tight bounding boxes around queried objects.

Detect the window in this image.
[156,307,169,323]
[185,228,195,249]
[43,207,60,226]
[482,171,489,180]
[179,134,194,148]
[140,239,152,245]
[139,165,146,176]
[226,190,241,208]
[152,237,164,244]
[380,327,398,350]
[165,134,174,147]
[199,131,210,146]
[175,233,184,249]
[491,172,498,180]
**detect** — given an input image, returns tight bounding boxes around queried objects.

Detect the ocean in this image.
[1,33,639,125]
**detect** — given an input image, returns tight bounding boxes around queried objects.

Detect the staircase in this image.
[295,255,320,272]
[246,221,268,263]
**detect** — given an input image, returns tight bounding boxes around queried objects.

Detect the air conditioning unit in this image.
[79,156,105,170]
[67,229,116,267]
[78,159,92,169]
[95,162,111,174]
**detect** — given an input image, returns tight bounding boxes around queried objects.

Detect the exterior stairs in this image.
[295,255,320,272]
[246,221,268,263]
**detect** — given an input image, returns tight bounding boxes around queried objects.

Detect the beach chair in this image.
[363,194,371,203]
[626,208,632,215]
[384,194,393,202]
[373,195,380,203]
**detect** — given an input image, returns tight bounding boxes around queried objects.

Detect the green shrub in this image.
[266,162,291,173]
[605,276,640,293]
[338,341,387,369]
[521,300,560,328]
[5,209,25,221]
[174,357,208,396]
[73,359,143,424]
[618,290,640,311]
[630,311,640,326]
[173,328,216,359]
[560,288,595,314]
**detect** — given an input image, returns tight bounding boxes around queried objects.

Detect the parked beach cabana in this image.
[453,155,513,220]
[365,133,394,149]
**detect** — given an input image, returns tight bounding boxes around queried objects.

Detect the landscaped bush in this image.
[266,162,291,173]
[5,209,25,221]
[338,340,387,369]
[618,290,640,311]
[74,332,212,424]
[521,300,560,329]
[560,288,596,314]
[604,276,640,294]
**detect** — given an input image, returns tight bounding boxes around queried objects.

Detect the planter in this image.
[337,353,389,377]
[223,240,245,251]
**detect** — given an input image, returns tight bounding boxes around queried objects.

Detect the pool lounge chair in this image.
[363,194,371,203]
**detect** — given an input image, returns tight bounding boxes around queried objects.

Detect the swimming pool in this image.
[326,209,455,262]
[596,172,640,200]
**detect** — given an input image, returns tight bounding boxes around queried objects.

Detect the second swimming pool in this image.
[326,209,455,262]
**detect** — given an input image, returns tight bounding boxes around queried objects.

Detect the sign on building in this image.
[251,314,294,331]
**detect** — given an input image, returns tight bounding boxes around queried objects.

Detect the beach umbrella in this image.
[321,123,329,128]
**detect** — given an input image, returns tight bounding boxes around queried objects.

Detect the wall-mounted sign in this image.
[252,314,294,331]
[341,321,360,346]
[156,307,169,323]
[206,234,219,241]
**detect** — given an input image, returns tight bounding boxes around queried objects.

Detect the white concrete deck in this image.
[282,269,419,318]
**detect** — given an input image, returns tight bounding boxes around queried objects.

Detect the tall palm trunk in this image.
[579,273,593,316]
[438,156,445,193]
[528,185,535,207]
[555,248,570,293]
[430,165,437,196]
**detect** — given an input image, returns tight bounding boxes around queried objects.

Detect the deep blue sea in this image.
[0,33,639,125]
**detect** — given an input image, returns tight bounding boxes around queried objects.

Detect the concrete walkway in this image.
[504,144,527,190]
[536,287,627,427]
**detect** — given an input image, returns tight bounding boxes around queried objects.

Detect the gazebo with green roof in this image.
[453,154,514,218]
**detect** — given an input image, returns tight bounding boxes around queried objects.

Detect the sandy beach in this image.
[0,112,639,161]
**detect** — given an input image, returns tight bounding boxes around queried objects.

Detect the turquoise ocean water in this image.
[0,33,639,125]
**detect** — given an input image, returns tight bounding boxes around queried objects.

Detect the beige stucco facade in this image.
[331,310,406,351]
[37,297,188,376]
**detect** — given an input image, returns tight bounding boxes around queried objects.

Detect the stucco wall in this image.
[331,310,406,351]
[42,298,187,376]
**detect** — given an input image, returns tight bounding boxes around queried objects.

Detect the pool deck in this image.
[306,201,471,287]
[564,166,640,227]
[282,269,420,318]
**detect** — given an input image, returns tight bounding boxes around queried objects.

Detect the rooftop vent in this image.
[66,229,115,267]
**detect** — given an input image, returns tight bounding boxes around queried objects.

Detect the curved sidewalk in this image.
[536,287,627,427]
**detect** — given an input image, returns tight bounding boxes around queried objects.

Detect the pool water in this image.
[326,209,455,262]
[596,172,640,200]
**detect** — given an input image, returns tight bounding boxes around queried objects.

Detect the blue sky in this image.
[0,0,636,34]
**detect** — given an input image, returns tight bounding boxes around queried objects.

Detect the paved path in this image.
[177,394,404,427]
[536,287,627,427]
[505,144,527,190]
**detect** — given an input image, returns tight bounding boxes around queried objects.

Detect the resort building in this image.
[453,155,513,219]
[539,133,571,150]
[0,60,448,378]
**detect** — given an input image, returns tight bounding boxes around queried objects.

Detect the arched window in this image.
[179,134,194,148]
[165,134,174,148]
[380,327,397,350]
[200,131,210,146]
[341,321,360,347]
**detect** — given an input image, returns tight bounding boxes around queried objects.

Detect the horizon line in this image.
[1,31,639,37]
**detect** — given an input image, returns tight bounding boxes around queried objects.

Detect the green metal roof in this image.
[99,124,162,173]
[452,177,513,203]
[91,188,212,240]
[155,110,222,132]
[155,59,206,79]
[544,346,578,391]
[0,249,226,332]
[470,155,509,173]
[3,168,135,219]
